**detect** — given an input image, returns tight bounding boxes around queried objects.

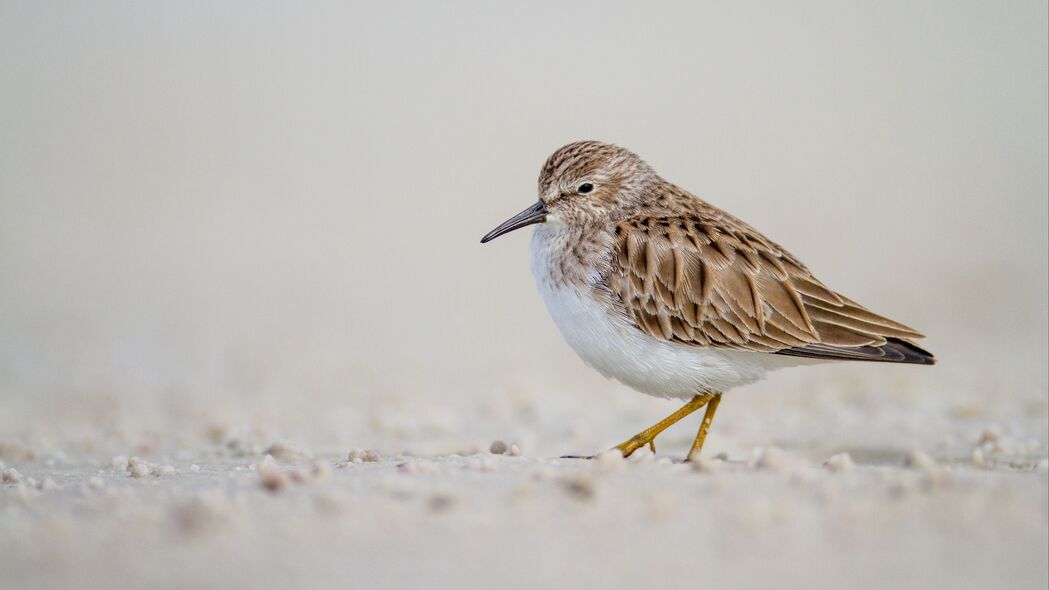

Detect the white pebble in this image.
[904,450,937,471]
[509,444,522,456]
[2,467,23,484]
[823,453,856,473]
[263,441,314,463]
[127,457,157,478]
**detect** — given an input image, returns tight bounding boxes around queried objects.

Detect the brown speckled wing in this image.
[606,206,933,364]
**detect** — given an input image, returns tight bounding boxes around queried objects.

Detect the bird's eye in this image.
[577,182,595,194]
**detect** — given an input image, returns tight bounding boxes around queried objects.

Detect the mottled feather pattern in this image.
[600,186,931,364]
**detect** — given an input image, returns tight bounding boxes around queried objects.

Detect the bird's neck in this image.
[530,221,614,292]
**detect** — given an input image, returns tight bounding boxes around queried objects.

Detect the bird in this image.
[480,141,934,461]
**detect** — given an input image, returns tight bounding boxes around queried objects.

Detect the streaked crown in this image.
[537,141,657,207]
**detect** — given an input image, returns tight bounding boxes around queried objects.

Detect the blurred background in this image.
[2,1,1045,444]
[1,3,1046,589]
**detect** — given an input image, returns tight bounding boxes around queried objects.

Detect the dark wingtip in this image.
[890,338,936,365]
[775,337,935,365]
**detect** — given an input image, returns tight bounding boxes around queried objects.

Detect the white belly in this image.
[530,225,808,400]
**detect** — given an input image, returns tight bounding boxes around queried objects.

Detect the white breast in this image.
[530,223,809,400]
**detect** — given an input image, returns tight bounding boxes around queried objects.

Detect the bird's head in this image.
[480,141,657,243]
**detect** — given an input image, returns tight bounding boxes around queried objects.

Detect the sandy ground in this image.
[2,354,1046,590]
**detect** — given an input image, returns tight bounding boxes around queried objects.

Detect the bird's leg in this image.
[611,394,712,458]
[685,392,722,462]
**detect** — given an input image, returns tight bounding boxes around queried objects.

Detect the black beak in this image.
[480,201,548,243]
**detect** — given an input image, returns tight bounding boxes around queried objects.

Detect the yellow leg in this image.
[610,394,712,458]
[685,392,722,461]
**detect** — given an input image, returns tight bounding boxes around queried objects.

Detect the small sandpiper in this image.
[481,141,934,461]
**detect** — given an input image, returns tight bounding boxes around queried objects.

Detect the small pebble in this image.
[904,450,937,471]
[347,449,381,463]
[509,444,522,456]
[2,467,23,484]
[259,466,289,492]
[489,440,509,455]
[127,457,159,478]
[824,453,856,473]
[264,441,314,463]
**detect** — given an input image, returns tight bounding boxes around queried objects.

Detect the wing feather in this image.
[605,207,933,365]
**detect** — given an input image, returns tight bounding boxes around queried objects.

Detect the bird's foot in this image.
[612,434,656,458]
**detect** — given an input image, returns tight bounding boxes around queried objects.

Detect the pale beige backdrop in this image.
[2,1,1045,417]
[0,2,1046,589]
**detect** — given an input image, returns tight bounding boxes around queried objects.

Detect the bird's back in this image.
[601,184,934,365]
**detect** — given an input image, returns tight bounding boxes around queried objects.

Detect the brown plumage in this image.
[481,140,933,460]
[607,196,933,365]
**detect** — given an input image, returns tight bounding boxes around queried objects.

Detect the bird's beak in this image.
[480,200,548,243]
